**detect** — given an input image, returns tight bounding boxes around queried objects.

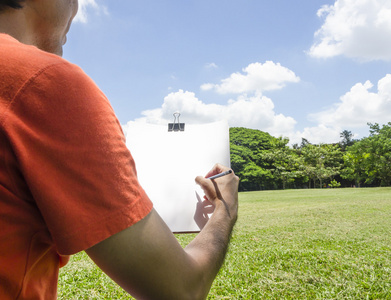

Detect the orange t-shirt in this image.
[0,34,153,299]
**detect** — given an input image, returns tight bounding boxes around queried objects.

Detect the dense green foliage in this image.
[58,188,391,299]
[342,123,391,187]
[230,127,276,190]
[230,123,391,191]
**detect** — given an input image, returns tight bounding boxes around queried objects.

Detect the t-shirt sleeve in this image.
[4,62,153,255]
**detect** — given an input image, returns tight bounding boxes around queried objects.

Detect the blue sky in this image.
[64,0,391,145]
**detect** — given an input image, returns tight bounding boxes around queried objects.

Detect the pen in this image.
[207,169,233,180]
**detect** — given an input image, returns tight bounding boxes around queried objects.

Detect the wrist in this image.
[214,198,238,226]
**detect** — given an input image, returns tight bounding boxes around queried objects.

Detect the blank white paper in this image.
[125,121,230,232]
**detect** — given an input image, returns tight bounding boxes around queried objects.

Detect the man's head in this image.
[0,0,78,56]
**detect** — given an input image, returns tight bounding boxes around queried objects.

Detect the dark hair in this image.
[0,0,24,10]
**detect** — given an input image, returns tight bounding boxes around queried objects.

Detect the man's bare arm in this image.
[85,164,239,300]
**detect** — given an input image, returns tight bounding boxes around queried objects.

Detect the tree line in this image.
[230,122,391,191]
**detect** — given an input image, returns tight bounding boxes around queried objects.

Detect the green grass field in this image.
[58,187,391,299]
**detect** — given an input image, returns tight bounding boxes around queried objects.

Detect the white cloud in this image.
[287,74,391,144]
[309,0,391,61]
[74,0,108,23]
[291,125,342,145]
[128,89,297,140]
[200,61,300,94]
[310,74,391,129]
[205,63,218,69]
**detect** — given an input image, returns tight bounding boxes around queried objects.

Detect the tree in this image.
[341,148,368,187]
[342,123,391,187]
[300,138,310,148]
[364,123,391,186]
[300,143,342,188]
[262,137,305,189]
[230,127,278,190]
[339,130,355,151]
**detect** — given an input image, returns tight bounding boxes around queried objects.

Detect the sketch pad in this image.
[125,121,230,233]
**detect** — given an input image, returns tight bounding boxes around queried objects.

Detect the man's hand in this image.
[195,164,238,224]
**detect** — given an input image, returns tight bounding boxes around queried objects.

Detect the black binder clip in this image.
[168,112,185,132]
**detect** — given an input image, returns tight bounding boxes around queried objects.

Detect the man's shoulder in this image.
[0,34,86,102]
[0,33,79,79]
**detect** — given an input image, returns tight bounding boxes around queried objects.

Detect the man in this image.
[0,0,239,299]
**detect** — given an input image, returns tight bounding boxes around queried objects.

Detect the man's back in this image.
[0,33,65,299]
[0,33,153,299]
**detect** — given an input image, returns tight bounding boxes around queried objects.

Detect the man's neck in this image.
[0,9,33,46]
